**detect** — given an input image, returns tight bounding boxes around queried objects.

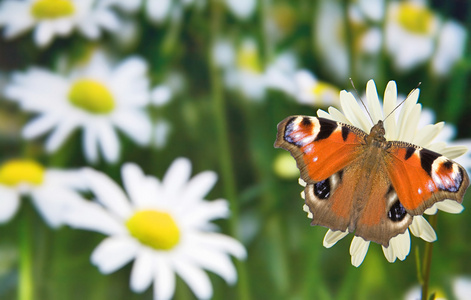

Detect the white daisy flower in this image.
[385,0,467,74]
[225,0,256,19]
[305,79,467,267]
[64,158,246,300]
[5,51,152,164]
[0,0,120,47]
[0,159,85,228]
[291,70,341,107]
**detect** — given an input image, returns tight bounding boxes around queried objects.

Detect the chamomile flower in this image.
[292,70,341,107]
[64,159,246,300]
[306,79,467,267]
[385,0,466,74]
[0,159,85,227]
[5,51,152,164]
[0,0,120,47]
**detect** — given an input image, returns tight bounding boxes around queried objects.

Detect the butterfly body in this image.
[275,115,469,247]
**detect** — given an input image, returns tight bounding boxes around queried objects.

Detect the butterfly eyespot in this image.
[387,201,407,222]
[314,179,330,199]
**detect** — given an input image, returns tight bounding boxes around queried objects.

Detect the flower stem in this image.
[420,214,438,300]
[18,201,34,300]
[209,0,250,299]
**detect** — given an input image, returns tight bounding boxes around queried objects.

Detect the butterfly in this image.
[274,115,469,247]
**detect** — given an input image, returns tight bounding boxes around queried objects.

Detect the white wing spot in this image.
[418,188,422,195]
[313,156,318,162]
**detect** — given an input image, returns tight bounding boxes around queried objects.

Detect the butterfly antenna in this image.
[349,78,374,124]
[383,82,422,121]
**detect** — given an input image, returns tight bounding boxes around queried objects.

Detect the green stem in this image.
[421,214,438,300]
[19,202,34,300]
[209,1,250,299]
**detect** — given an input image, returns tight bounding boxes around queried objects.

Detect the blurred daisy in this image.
[404,276,471,300]
[385,0,466,74]
[215,38,266,100]
[0,0,120,47]
[291,70,341,107]
[65,159,246,299]
[303,79,466,267]
[5,51,152,164]
[0,159,84,227]
[225,0,256,19]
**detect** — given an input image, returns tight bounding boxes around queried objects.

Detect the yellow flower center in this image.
[126,210,181,250]
[237,43,263,74]
[68,79,115,114]
[396,3,434,35]
[0,160,45,187]
[31,0,75,20]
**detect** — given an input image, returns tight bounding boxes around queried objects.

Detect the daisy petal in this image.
[162,158,192,199]
[154,255,176,300]
[44,117,80,152]
[365,79,382,123]
[350,236,370,267]
[0,187,20,223]
[409,216,437,242]
[434,200,464,214]
[182,244,238,284]
[173,259,213,300]
[192,232,247,259]
[383,81,398,139]
[323,229,348,248]
[340,91,371,131]
[91,236,139,274]
[130,248,154,293]
[180,171,218,203]
[22,113,60,139]
[97,121,120,163]
[389,230,410,261]
[81,168,132,219]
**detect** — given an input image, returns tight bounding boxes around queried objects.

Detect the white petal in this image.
[83,126,99,163]
[434,200,464,214]
[340,91,371,132]
[173,259,213,299]
[181,243,238,284]
[226,0,256,19]
[30,187,73,228]
[349,236,370,267]
[34,22,54,47]
[44,117,80,153]
[146,0,172,22]
[326,107,350,123]
[180,171,217,203]
[162,158,192,200]
[453,276,471,300]
[112,110,152,145]
[153,255,176,300]
[389,230,411,261]
[97,121,120,163]
[64,200,126,235]
[182,200,229,227]
[191,232,247,260]
[365,79,382,123]
[91,236,139,274]
[383,81,398,140]
[130,248,154,293]
[323,229,348,248]
[151,85,172,106]
[412,123,443,147]
[121,163,148,208]
[409,216,437,242]
[81,168,133,219]
[381,244,396,263]
[0,187,20,223]
[22,113,60,139]
[440,146,468,159]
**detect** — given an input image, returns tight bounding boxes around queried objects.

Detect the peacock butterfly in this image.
[274,114,469,247]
